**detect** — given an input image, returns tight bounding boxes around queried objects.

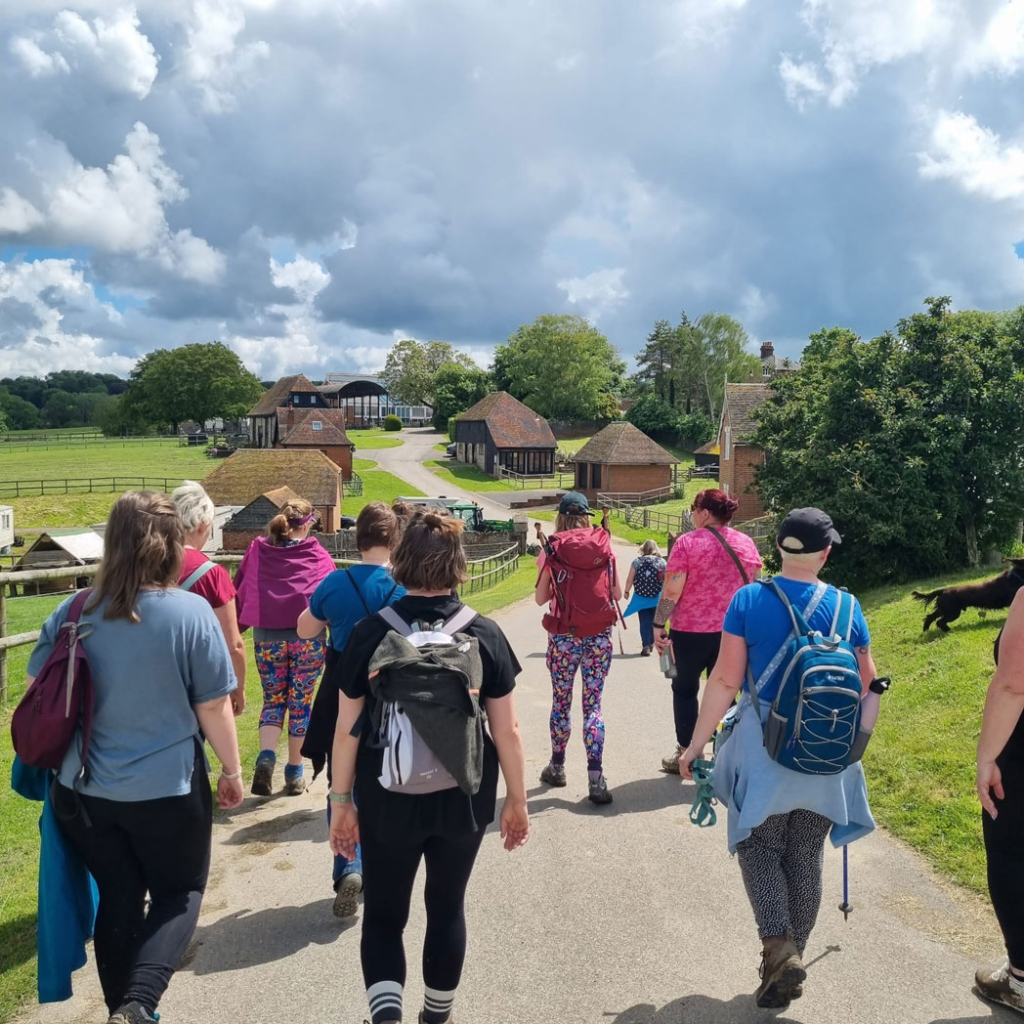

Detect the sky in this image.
[2,0,1024,382]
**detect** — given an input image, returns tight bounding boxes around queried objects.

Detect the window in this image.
[723,427,731,461]
[592,464,602,488]
[577,463,589,489]
[309,395,316,405]
[312,420,322,431]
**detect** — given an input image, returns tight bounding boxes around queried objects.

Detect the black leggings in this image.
[55,749,212,1015]
[983,726,1024,968]
[361,826,486,992]
[670,630,722,747]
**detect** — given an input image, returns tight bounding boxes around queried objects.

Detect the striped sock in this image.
[367,981,403,1024]
[421,985,456,1024]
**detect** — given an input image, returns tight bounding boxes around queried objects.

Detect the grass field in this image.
[424,460,572,493]
[346,429,403,450]
[1,441,210,484]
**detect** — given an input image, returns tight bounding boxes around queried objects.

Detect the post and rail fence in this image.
[496,467,576,491]
[0,477,187,500]
[0,542,524,704]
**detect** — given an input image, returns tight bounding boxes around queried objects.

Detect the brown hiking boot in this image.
[975,961,1024,1014]
[755,935,806,1009]
[660,745,684,774]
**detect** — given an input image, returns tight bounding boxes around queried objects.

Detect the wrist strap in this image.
[329,791,353,804]
[220,768,242,780]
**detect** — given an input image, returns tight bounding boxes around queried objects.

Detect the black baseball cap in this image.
[558,491,595,516]
[777,507,842,554]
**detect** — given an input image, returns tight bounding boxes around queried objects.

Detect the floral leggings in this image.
[546,630,613,771]
[254,638,326,737]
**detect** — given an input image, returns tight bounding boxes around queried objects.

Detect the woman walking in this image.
[535,491,620,805]
[327,511,529,1024]
[299,502,406,918]
[653,488,762,774]
[679,508,880,1010]
[171,480,246,715]
[623,539,666,656]
[975,586,1024,1013]
[234,497,335,796]
[26,491,242,1024]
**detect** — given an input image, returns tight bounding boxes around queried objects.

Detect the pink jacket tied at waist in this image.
[234,536,335,631]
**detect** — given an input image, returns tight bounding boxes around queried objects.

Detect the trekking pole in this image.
[600,508,628,632]
[839,844,853,922]
[534,522,566,614]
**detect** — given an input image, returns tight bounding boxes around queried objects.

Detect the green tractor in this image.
[395,496,515,533]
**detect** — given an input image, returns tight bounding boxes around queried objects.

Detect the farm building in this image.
[572,422,678,501]
[454,392,557,477]
[15,530,105,591]
[247,374,329,448]
[718,382,771,522]
[320,373,433,426]
[202,449,344,544]
[0,505,13,553]
[693,440,720,470]
[221,485,304,552]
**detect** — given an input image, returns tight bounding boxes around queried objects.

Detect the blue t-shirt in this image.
[28,589,236,802]
[723,577,870,701]
[309,564,406,651]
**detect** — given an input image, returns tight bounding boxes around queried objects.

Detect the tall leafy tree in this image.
[691,312,760,423]
[431,362,493,428]
[493,314,626,421]
[382,339,475,406]
[123,342,263,432]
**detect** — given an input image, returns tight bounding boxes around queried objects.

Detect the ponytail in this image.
[265,497,316,545]
[266,514,290,544]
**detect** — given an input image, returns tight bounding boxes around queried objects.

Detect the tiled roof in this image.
[277,408,353,447]
[574,422,678,466]
[694,440,719,455]
[202,449,341,508]
[457,391,556,449]
[248,374,319,416]
[262,485,302,508]
[724,383,771,440]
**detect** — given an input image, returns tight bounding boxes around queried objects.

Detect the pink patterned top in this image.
[665,527,762,633]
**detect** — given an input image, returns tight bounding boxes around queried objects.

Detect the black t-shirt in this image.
[332,594,521,839]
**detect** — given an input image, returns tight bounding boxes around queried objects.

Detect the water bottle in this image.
[660,642,677,679]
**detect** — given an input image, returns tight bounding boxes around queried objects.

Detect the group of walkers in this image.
[15,481,1024,1022]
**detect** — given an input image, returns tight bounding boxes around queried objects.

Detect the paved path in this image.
[22,428,1013,1024]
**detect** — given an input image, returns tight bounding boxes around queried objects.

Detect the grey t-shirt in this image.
[28,588,236,801]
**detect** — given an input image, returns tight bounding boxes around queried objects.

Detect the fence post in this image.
[0,582,7,704]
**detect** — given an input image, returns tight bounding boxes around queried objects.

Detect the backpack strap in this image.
[706,528,750,585]
[345,568,372,615]
[377,606,413,636]
[441,605,478,635]
[66,587,92,622]
[767,578,813,636]
[181,560,218,593]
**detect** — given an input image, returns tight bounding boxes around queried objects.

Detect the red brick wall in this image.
[320,446,353,480]
[731,445,766,523]
[578,463,672,501]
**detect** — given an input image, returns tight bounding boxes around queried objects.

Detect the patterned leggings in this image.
[736,809,833,954]
[254,638,326,738]
[546,630,613,771]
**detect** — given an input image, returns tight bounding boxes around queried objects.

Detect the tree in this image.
[691,312,761,423]
[431,362,493,429]
[382,339,476,406]
[0,389,42,430]
[754,299,1024,584]
[123,342,263,432]
[492,315,626,421]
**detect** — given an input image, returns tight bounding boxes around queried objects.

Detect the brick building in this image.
[718,382,770,522]
[454,392,557,477]
[572,421,678,501]
[202,450,344,549]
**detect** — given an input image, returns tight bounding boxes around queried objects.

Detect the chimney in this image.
[760,341,774,360]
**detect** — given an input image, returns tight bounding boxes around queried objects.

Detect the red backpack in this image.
[541,527,617,638]
[11,589,95,775]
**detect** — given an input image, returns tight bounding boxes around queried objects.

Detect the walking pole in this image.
[600,508,628,635]
[839,844,853,922]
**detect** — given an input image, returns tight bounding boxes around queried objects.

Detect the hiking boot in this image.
[333,872,363,919]
[755,935,806,1009]
[540,763,566,787]
[418,1013,453,1024]
[641,645,653,657]
[661,746,684,774]
[251,756,275,796]
[108,1002,157,1024]
[284,771,306,796]
[588,775,613,805]
[975,961,1024,1014]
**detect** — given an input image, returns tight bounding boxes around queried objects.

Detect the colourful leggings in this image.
[254,638,326,737]
[546,630,613,771]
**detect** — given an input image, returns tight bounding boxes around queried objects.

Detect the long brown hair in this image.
[86,491,184,621]
[555,513,592,533]
[390,511,467,591]
[266,498,315,545]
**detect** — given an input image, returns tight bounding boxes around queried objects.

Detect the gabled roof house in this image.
[572,422,678,500]
[718,382,771,522]
[453,392,557,477]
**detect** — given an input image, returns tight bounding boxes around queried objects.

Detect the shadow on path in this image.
[528,775,694,817]
[225,808,326,847]
[604,993,802,1024]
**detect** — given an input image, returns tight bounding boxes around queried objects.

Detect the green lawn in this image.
[7,494,122,532]
[424,460,571,494]
[347,429,403,450]
[1,441,210,487]
[344,468,424,516]
[554,435,592,456]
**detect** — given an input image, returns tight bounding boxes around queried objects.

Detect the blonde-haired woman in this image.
[623,539,667,656]
[234,497,335,796]
[27,491,242,1024]
[171,481,246,715]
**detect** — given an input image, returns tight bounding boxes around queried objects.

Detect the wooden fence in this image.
[496,467,576,491]
[0,542,523,702]
[342,473,364,497]
[1,437,183,454]
[0,477,186,499]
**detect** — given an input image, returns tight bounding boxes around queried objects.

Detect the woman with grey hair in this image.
[171,481,246,715]
[623,539,667,657]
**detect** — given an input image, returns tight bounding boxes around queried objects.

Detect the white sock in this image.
[367,980,403,1023]
[423,985,457,1022]
[1008,967,1024,996]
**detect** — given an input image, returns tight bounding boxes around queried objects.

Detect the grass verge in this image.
[346,429,403,450]
[424,460,570,494]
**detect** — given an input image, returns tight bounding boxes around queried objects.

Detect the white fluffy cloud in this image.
[10,7,158,97]
[558,268,629,321]
[0,187,45,234]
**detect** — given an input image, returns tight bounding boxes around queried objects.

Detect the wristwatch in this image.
[328,791,353,804]
[869,676,891,695]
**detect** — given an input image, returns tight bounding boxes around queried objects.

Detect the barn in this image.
[454,392,557,477]
[572,422,678,501]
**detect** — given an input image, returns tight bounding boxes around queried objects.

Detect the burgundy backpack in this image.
[541,527,617,638]
[11,589,95,776]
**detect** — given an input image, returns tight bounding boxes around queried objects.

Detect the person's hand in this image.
[977,759,1004,819]
[217,773,244,810]
[231,690,246,716]
[678,747,699,781]
[499,798,530,851]
[624,589,632,600]
[654,629,671,655]
[329,801,360,859]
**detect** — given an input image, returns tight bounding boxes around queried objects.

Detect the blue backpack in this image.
[748,580,866,776]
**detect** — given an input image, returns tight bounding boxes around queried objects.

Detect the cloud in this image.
[10,7,158,98]
[558,268,629,321]
[0,187,45,234]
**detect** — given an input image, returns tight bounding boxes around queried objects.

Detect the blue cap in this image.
[558,491,595,516]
